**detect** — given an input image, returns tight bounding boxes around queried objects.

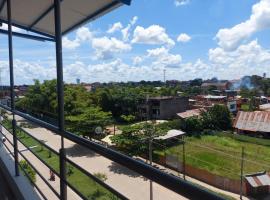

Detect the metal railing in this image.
[0,105,225,200]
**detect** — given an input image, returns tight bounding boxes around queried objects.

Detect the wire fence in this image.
[149,135,270,190]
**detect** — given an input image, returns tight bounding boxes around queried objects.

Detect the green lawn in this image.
[240,104,250,111]
[154,133,270,180]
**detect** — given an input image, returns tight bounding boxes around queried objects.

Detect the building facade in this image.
[138,96,189,120]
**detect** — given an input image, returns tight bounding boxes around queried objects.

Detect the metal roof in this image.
[234,111,270,132]
[155,129,185,140]
[177,108,206,119]
[0,0,131,38]
[260,103,270,111]
[245,172,270,188]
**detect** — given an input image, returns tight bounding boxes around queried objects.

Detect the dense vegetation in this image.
[15,79,190,138]
[111,105,232,156]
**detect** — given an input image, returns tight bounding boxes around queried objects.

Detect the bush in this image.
[19,160,36,184]
[120,114,136,123]
[93,172,107,182]
[156,119,183,132]
[202,105,232,130]
[183,117,203,134]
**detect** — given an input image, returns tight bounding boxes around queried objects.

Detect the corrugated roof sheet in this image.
[0,0,130,37]
[177,108,206,119]
[154,129,185,140]
[260,103,270,111]
[245,172,270,187]
[234,111,270,132]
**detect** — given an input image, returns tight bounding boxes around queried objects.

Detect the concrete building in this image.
[201,81,232,92]
[138,96,189,120]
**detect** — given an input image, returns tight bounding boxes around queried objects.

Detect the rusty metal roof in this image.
[245,172,270,187]
[234,111,270,132]
[177,108,206,119]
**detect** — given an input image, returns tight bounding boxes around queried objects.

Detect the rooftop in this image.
[234,111,270,133]
[177,108,206,119]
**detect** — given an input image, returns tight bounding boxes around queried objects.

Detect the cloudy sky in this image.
[0,0,270,85]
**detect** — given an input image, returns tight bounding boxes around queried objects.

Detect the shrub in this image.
[19,160,36,184]
[120,114,136,123]
[93,172,107,182]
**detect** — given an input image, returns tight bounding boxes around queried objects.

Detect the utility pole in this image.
[240,146,244,200]
[149,136,153,200]
[182,136,186,180]
[163,69,166,83]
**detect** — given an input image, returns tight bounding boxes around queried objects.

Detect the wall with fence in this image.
[157,154,246,195]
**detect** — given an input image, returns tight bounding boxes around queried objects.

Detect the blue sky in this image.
[0,0,270,84]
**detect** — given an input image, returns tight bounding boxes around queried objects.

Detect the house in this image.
[138,96,189,120]
[193,95,237,113]
[245,171,270,196]
[260,104,270,111]
[201,81,232,91]
[234,111,270,137]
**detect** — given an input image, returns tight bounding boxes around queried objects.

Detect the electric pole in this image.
[163,69,166,83]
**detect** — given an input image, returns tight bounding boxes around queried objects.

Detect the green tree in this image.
[184,117,204,133]
[65,107,112,139]
[202,104,232,130]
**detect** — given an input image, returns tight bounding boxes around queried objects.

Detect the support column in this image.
[54,0,66,199]
[7,0,19,177]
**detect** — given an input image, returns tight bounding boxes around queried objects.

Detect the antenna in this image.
[163,69,166,83]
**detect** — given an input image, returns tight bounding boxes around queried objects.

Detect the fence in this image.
[152,135,270,197]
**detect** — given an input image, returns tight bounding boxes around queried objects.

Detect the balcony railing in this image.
[0,104,226,200]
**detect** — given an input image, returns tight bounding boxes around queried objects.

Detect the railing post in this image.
[54,0,67,199]
[59,148,67,200]
[240,146,244,200]
[7,0,19,177]
[182,136,186,180]
[149,138,153,200]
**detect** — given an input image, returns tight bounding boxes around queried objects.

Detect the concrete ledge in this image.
[0,146,41,200]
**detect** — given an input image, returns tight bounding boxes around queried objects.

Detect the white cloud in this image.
[132,25,175,47]
[121,16,138,41]
[130,16,138,25]
[62,37,80,50]
[216,0,270,51]
[208,40,270,78]
[147,47,182,67]
[0,23,24,33]
[107,22,123,34]
[177,33,191,42]
[62,27,92,49]
[92,37,132,60]
[174,0,190,7]
[0,60,55,85]
[132,56,143,66]
[76,27,93,42]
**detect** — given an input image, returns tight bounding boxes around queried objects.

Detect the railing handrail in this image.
[0,104,225,200]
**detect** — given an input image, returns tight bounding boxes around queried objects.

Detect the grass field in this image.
[154,133,270,180]
[240,104,251,111]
